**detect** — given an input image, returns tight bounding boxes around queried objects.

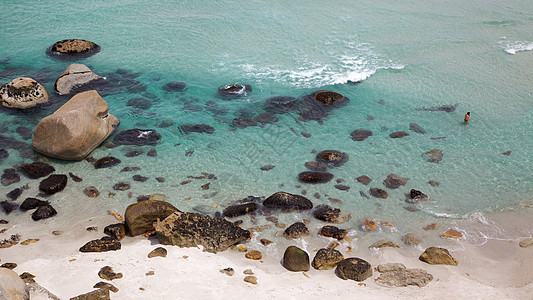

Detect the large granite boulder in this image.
[113,129,162,146]
[39,174,67,195]
[335,257,372,281]
[315,150,349,167]
[284,222,310,239]
[263,192,313,211]
[54,64,103,95]
[282,246,310,272]
[153,211,251,253]
[419,247,458,265]
[298,171,334,184]
[125,200,180,236]
[20,162,55,179]
[312,248,344,270]
[32,90,119,160]
[47,39,101,59]
[0,267,29,299]
[375,263,433,287]
[0,77,49,109]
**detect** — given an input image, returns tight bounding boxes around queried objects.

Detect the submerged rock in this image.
[263,96,299,114]
[1,171,20,186]
[31,204,57,221]
[217,84,251,99]
[409,123,426,134]
[163,81,187,92]
[383,173,408,189]
[1,201,18,214]
[263,192,313,211]
[298,171,334,184]
[350,129,373,141]
[39,174,67,195]
[154,211,251,253]
[222,202,257,218]
[180,124,215,134]
[389,131,409,138]
[282,246,310,272]
[304,161,328,172]
[316,150,349,167]
[20,162,55,179]
[0,77,49,109]
[113,129,162,146]
[125,200,180,236]
[335,258,372,281]
[406,189,429,204]
[127,97,152,109]
[20,197,49,211]
[356,175,372,185]
[312,248,344,270]
[422,149,443,163]
[416,103,458,112]
[94,156,121,169]
[369,188,388,199]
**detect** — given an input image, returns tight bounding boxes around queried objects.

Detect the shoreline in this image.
[1,207,532,299]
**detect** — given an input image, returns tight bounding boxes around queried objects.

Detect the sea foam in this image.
[502,40,533,54]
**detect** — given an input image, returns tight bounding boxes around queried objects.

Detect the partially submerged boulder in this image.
[218,84,251,99]
[113,129,162,146]
[20,162,55,179]
[39,174,67,195]
[54,64,103,95]
[298,171,334,184]
[223,202,257,218]
[263,192,313,211]
[32,90,119,160]
[313,205,350,224]
[0,77,49,109]
[124,200,180,236]
[47,39,101,58]
[315,150,349,167]
[154,211,251,253]
[318,225,348,240]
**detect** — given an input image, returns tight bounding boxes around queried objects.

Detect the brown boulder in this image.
[312,248,344,270]
[263,192,313,211]
[419,247,458,265]
[350,129,373,141]
[124,200,180,236]
[32,90,119,160]
[383,173,408,189]
[282,246,310,272]
[315,150,349,167]
[284,222,310,239]
[389,131,409,138]
[335,258,372,281]
[47,39,100,58]
[369,188,388,199]
[54,64,103,95]
[0,77,49,109]
[79,237,121,252]
[298,171,334,184]
[98,266,122,280]
[318,225,348,240]
[313,205,350,224]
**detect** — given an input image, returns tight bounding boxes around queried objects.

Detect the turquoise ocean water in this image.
[1,0,532,250]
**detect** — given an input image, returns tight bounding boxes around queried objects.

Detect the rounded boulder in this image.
[125,200,180,236]
[0,77,49,109]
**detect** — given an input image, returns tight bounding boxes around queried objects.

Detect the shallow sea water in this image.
[1,0,532,252]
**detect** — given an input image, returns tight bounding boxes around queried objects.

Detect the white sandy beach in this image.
[1,207,532,300]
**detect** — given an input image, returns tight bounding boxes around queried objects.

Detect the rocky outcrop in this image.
[94,156,121,169]
[383,173,408,189]
[263,96,299,114]
[315,150,349,167]
[154,211,251,253]
[0,268,29,300]
[350,129,373,141]
[263,192,313,211]
[113,129,162,146]
[318,225,348,240]
[20,162,55,179]
[47,39,101,58]
[39,174,67,195]
[218,84,251,99]
[312,248,344,270]
[222,202,257,218]
[54,64,103,95]
[335,258,372,281]
[0,77,49,109]
[79,237,121,252]
[180,124,215,134]
[313,205,350,224]
[298,171,334,184]
[125,200,180,236]
[419,247,458,265]
[284,222,310,239]
[32,90,119,160]
[282,246,310,272]
[375,263,433,287]
[422,149,443,163]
